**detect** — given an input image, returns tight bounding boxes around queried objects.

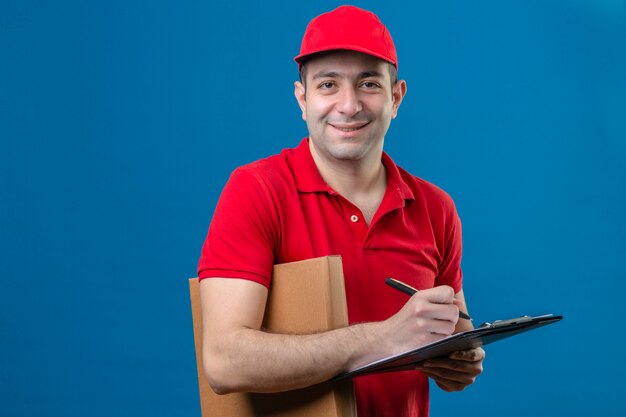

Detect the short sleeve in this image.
[197,167,279,287]
[434,197,463,294]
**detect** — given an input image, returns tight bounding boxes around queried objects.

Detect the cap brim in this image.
[294,44,397,68]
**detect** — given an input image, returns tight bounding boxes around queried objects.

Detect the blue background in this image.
[1,0,624,416]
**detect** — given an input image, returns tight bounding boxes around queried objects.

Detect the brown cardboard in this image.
[189,256,357,417]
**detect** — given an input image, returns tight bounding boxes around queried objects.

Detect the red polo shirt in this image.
[198,138,463,417]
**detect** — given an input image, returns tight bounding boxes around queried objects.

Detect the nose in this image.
[335,86,362,116]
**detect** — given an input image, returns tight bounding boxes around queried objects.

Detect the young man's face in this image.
[294,50,406,165]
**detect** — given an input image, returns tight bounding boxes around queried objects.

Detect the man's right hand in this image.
[200,278,459,394]
[378,285,460,357]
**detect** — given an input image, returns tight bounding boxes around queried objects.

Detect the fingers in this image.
[449,348,486,362]
[417,363,481,384]
[383,285,460,353]
[421,349,484,373]
[414,348,485,392]
[415,359,483,392]
[416,366,472,393]
[419,285,455,304]
[421,358,483,375]
[409,287,459,335]
[452,299,470,319]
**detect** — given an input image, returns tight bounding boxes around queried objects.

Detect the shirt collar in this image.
[289,138,331,193]
[382,151,415,204]
[288,138,415,203]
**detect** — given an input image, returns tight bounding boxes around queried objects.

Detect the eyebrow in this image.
[311,70,385,80]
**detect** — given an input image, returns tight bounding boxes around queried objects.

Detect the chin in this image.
[328,145,369,161]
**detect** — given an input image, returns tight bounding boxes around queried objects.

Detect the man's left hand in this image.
[415,347,485,392]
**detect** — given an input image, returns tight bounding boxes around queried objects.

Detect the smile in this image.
[329,122,370,132]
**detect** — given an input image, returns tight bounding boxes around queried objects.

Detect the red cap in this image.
[294,5,398,69]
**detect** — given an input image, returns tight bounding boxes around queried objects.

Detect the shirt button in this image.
[350,215,359,223]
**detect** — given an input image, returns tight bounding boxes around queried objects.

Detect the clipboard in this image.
[334,313,563,380]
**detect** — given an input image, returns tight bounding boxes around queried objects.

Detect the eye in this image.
[318,81,336,90]
[360,81,381,89]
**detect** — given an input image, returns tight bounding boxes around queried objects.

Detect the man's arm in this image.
[200,277,461,394]
[415,290,485,392]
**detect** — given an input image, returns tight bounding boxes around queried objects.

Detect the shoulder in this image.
[397,165,458,213]
[220,148,301,212]
[230,149,295,195]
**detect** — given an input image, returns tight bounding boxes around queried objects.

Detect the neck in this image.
[309,142,387,221]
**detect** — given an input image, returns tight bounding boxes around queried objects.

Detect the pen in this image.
[385,277,472,321]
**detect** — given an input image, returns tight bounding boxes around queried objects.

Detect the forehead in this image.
[303,50,390,80]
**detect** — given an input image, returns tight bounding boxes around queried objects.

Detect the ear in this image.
[294,81,307,121]
[391,80,407,119]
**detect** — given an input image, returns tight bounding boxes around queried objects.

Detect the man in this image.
[197,5,484,416]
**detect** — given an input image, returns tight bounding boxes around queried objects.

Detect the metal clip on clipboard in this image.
[478,315,534,329]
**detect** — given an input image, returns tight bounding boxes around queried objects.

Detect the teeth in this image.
[333,124,365,131]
